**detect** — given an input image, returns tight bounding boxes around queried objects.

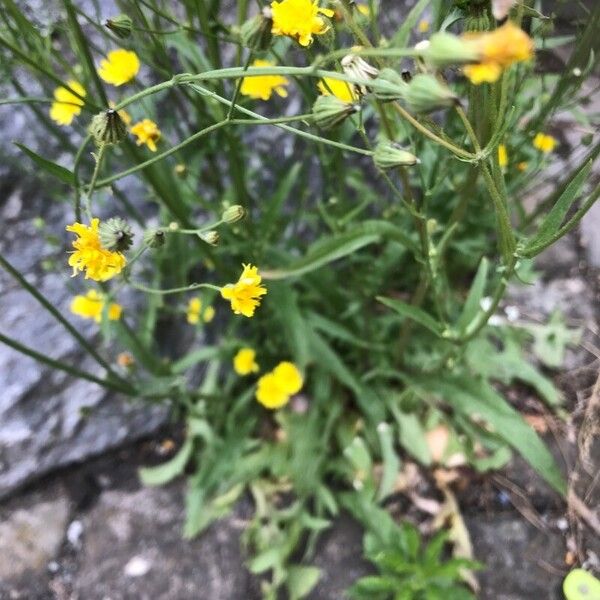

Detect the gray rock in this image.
[466,514,565,600]
[74,484,258,600]
[0,489,70,583]
[580,199,600,269]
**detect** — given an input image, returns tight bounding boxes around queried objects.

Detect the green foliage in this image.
[1,0,598,597]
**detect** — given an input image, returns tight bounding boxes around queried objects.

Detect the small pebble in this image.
[124,555,151,577]
[67,520,83,548]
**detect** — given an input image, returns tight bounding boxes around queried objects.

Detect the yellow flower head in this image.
[463,21,533,85]
[256,372,290,409]
[66,218,127,282]
[49,81,86,126]
[220,264,267,318]
[255,360,303,409]
[70,289,122,322]
[498,144,508,169]
[234,347,260,375]
[98,49,140,86]
[240,59,289,101]
[273,361,303,395]
[187,297,202,324]
[203,306,215,323]
[271,0,335,47]
[533,132,557,153]
[317,77,356,102]
[130,119,161,151]
[517,161,528,172]
[418,19,430,33]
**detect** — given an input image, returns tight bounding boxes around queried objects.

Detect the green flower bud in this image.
[89,109,127,145]
[424,32,480,68]
[312,95,358,130]
[143,228,166,249]
[104,14,133,39]
[404,73,458,113]
[99,217,133,252]
[222,205,246,224]
[240,8,273,51]
[199,230,219,246]
[373,68,407,102]
[373,141,419,170]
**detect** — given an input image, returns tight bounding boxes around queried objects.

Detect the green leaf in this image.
[411,374,566,494]
[377,296,443,336]
[377,422,400,501]
[248,548,282,574]
[390,0,429,48]
[139,438,193,486]
[172,345,222,374]
[525,160,592,255]
[391,407,432,466]
[348,576,398,597]
[263,221,417,280]
[15,143,75,186]
[287,566,321,600]
[457,258,489,332]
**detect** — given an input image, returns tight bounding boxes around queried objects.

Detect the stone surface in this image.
[466,514,566,600]
[0,485,70,584]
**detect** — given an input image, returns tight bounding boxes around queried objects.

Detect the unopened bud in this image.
[174,164,187,177]
[99,217,133,252]
[240,8,273,51]
[222,205,245,224]
[424,32,480,68]
[341,50,378,95]
[312,95,358,130]
[373,141,419,170]
[404,73,458,113]
[105,14,133,39]
[199,230,219,246]
[143,228,165,248]
[373,68,407,102]
[89,109,127,145]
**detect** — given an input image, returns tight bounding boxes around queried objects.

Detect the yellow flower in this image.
[49,81,86,126]
[418,19,430,33]
[317,77,356,102]
[533,132,557,153]
[463,21,533,85]
[255,360,303,409]
[498,144,508,168]
[70,289,122,322]
[256,372,290,409]
[130,119,161,151]
[240,59,289,101]
[273,361,303,395]
[356,4,370,17]
[187,297,202,324]
[203,306,215,323]
[97,49,140,86]
[234,348,260,375]
[66,218,127,282]
[271,0,335,47]
[517,161,528,172]
[220,264,267,318]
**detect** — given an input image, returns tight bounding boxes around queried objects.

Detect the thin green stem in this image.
[130,281,221,295]
[84,142,107,219]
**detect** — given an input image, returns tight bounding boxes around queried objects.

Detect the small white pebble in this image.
[124,556,151,578]
[67,520,83,548]
[556,517,568,531]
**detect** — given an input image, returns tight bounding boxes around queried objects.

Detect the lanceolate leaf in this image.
[457,257,489,332]
[139,438,193,486]
[16,142,75,185]
[409,374,566,495]
[377,296,443,336]
[525,160,592,254]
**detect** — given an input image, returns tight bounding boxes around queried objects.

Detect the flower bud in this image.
[341,50,378,95]
[199,230,219,246]
[104,14,133,39]
[174,164,187,177]
[373,68,407,102]
[424,32,480,68]
[222,205,246,224]
[312,95,358,130]
[89,109,127,145]
[373,141,419,170]
[403,73,458,113]
[143,228,165,248]
[99,217,133,252]
[240,8,273,51]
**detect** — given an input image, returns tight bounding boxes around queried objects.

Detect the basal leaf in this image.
[16,143,75,186]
